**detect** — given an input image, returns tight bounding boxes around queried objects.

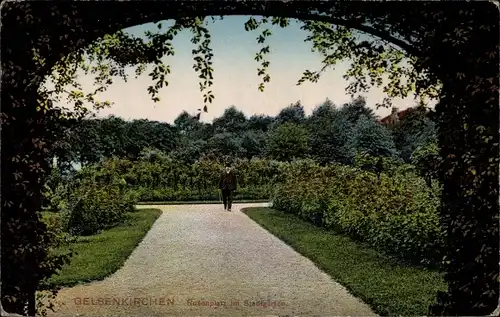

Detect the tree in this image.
[241,130,266,159]
[307,98,356,165]
[266,122,309,161]
[189,122,215,142]
[312,117,357,165]
[122,119,178,160]
[212,106,247,134]
[61,116,179,164]
[246,114,274,132]
[275,101,306,125]
[73,118,105,166]
[308,98,336,125]
[146,121,179,154]
[350,115,398,158]
[411,142,441,188]
[98,116,128,158]
[171,139,207,164]
[174,111,203,136]
[206,132,243,158]
[391,105,437,162]
[48,117,80,174]
[337,96,375,124]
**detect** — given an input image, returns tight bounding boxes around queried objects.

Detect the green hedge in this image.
[60,182,137,236]
[271,160,444,267]
[66,156,282,203]
[47,156,280,235]
[58,164,139,236]
[132,185,273,202]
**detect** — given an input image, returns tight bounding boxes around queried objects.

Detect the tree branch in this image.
[274,12,417,56]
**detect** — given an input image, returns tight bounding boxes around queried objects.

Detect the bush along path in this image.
[44,203,376,317]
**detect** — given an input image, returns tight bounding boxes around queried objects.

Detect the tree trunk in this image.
[429,22,499,314]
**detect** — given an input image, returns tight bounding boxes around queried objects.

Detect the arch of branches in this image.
[1,1,498,316]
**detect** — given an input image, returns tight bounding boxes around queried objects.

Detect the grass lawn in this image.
[40,208,162,289]
[242,207,447,316]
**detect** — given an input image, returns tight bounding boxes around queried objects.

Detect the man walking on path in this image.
[218,163,237,211]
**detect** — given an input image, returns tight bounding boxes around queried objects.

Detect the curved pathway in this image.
[47,203,376,316]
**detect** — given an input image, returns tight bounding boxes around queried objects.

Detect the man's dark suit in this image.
[218,169,237,211]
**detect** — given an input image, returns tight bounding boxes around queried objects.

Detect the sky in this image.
[58,16,432,124]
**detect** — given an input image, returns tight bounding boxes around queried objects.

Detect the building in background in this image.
[378,107,415,126]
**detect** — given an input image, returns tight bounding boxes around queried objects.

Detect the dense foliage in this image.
[46,151,446,270]
[51,97,437,174]
[41,98,443,268]
[91,155,278,202]
[60,163,137,236]
[43,96,442,243]
[272,159,444,267]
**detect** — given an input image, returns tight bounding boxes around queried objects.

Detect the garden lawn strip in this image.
[242,206,447,316]
[41,208,162,289]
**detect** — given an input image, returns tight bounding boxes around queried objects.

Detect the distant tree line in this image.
[50,96,437,173]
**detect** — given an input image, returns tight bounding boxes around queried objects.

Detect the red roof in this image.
[378,107,414,125]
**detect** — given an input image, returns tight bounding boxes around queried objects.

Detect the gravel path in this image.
[47,203,377,317]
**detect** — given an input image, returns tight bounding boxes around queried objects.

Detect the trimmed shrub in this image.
[75,156,284,202]
[132,185,272,202]
[60,181,137,236]
[272,159,444,267]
